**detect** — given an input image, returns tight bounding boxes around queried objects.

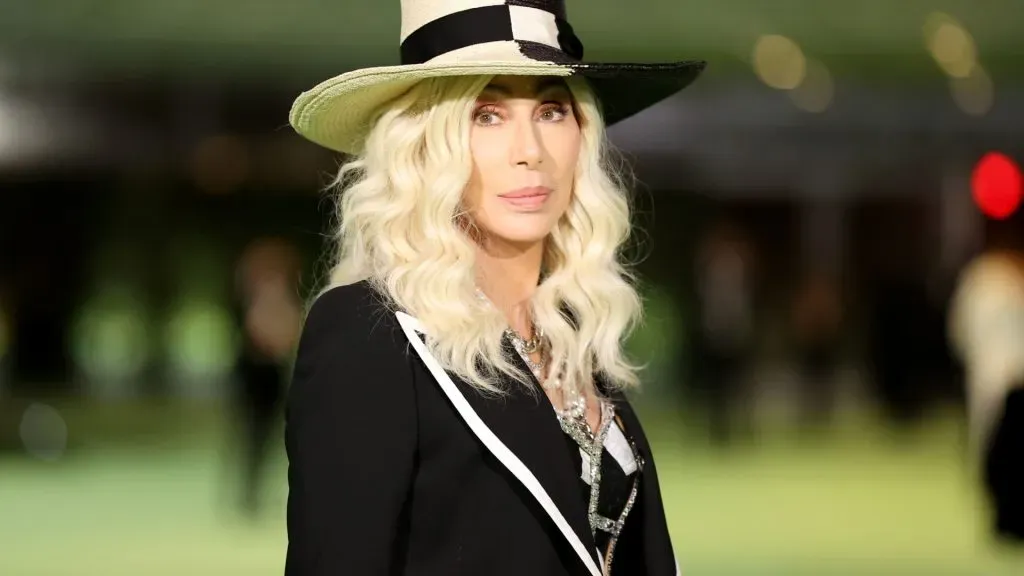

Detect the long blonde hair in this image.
[321,74,643,397]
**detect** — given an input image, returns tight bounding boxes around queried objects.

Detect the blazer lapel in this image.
[608,391,681,576]
[395,312,602,576]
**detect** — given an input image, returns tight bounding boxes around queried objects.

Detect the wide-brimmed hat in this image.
[289,0,706,154]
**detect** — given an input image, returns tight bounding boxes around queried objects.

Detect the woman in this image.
[284,1,705,574]
[231,236,302,516]
[949,237,1024,542]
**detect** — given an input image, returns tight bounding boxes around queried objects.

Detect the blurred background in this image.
[2,1,1024,574]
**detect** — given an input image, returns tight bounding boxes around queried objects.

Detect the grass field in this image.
[2,403,1023,575]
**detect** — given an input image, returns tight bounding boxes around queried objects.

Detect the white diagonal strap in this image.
[395,311,602,576]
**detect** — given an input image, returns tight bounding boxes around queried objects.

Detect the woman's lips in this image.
[499,186,552,210]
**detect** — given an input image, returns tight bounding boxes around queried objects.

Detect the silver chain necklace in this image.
[508,326,635,575]
[475,284,589,416]
[504,327,587,422]
[476,287,588,421]
[482,289,638,571]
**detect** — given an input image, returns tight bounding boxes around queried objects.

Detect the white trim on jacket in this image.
[395,311,604,576]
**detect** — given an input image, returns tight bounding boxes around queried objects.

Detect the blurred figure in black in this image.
[868,272,932,427]
[790,271,844,433]
[232,237,303,516]
[949,215,1024,543]
[692,220,756,446]
[0,280,10,393]
[984,381,1024,542]
[0,281,14,453]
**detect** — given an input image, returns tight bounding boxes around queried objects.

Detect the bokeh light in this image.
[924,12,978,79]
[789,58,834,113]
[72,289,151,397]
[971,152,1022,220]
[752,35,807,90]
[19,403,68,462]
[0,90,17,162]
[164,298,238,396]
[950,65,994,116]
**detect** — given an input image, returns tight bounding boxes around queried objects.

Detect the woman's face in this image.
[462,75,581,248]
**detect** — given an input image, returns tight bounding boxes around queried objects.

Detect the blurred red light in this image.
[972,152,1022,220]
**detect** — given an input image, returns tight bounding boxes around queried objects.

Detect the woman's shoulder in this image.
[303,280,405,350]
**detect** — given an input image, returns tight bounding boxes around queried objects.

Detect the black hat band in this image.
[400,4,584,65]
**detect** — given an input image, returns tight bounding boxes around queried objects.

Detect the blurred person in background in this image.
[868,255,933,427]
[282,0,705,573]
[0,280,10,391]
[790,271,844,433]
[0,281,13,452]
[692,219,756,445]
[233,236,303,516]
[948,216,1024,543]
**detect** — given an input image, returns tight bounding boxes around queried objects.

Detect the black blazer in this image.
[284,281,681,576]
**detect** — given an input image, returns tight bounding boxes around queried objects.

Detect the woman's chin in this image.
[487,227,554,248]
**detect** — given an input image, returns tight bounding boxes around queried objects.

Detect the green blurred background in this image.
[2,0,1024,574]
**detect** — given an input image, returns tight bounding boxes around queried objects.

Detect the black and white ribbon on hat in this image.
[400,1,585,65]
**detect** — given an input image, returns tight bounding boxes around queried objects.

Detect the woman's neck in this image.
[475,237,544,338]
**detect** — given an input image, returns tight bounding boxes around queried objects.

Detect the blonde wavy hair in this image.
[321,74,643,398]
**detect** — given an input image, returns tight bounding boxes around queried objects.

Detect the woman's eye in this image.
[539,104,569,122]
[474,108,502,125]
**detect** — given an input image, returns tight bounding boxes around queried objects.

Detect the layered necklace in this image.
[474,287,588,421]
[504,325,587,422]
[478,288,639,574]
[504,322,641,575]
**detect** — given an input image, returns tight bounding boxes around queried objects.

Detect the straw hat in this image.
[289,0,706,154]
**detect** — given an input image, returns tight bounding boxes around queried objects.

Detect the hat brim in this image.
[289,56,706,154]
